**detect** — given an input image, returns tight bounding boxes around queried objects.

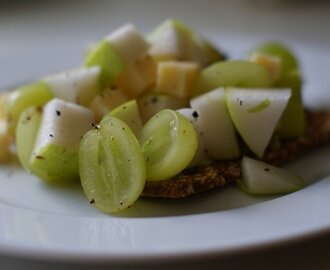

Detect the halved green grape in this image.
[139,109,198,181]
[16,106,43,170]
[4,82,53,135]
[192,61,272,97]
[79,116,146,213]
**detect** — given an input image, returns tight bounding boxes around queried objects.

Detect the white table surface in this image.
[0,1,330,269]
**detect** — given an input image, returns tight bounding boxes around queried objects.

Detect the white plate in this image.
[1,1,330,265]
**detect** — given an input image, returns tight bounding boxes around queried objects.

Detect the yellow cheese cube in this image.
[250,52,282,82]
[155,61,199,98]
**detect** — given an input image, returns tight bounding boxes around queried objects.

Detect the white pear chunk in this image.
[239,156,304,195]
[107,23,150,64]
[176,108,207,166]
[30,98,95,183]
[105,99,143,137]
[43,66,101,107]
[137,94,188,123]
[190,87,240,160]
[226,88,291,158]
[0,120,11,162]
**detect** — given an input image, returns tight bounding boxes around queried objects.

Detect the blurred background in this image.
[0,0,329,91]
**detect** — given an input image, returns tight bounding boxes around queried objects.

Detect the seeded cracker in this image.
[142,110,330,198]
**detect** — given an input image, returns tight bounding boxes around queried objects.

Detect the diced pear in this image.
[155,61,199,98]
[192,61,273,97]
[137,94,189,123]
[226,88,291,158]
[106,23,150,64]
[148,19,225,67]
[112,55,157,99]
[176,108,207,166]
[239,156,304,195]
[193,34,226,66]
[190,87,240,160]
[85,24,149,88]
[4,82,53,135]
[90,87,128,122]
[148,19,194,62]
[105,99,143,136]
[43,66,101,106]
[19,99,95,183]
[249,52,282,83]
[85,40,125,87]
[0,120,11,163]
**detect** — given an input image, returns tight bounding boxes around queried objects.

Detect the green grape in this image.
[79,116,146,213]
[192,61,272,96]
[105,99,143,136]
[4,81,53,135]
[139,109,198,181]
[247,42,298,76]
[16,106,42,170]
[276,69,305,138]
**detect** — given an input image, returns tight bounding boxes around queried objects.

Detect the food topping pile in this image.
[0,19,306,213]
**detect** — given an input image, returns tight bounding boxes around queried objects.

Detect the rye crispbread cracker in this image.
[142,110,330,198]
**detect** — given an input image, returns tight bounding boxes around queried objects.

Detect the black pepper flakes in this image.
[56,110,61,116]
[192,111,199,118]
[91,122,100,130]
[90,198,95,204]
[151,96,158,103]
[36,155,45,160]
[239,100,243,106]
[49,134,54,138]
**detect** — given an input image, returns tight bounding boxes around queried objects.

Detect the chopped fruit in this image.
[85,24,149,88]
[106,23,150,64]
[148,19,223,67]
[79,116,146,213]
[176,108,207,166]
[4,82,53,135]
[192,61,273,97]
[90,87,128,122]
[43,66,101,107]
[16,99,95,183]
[139,109,197,181]
[238,156,304,195]
[276,69,305,138]
[155,61,199,98]
[106,99,143,136]
[137,94,189,123]
[190,88,240,160]
[85,40,125,87]
[0,120,11,163]
[249,52,282,83]
[226,88,291,158]
[112,54,157,99]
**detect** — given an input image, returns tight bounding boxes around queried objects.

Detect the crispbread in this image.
[142,110,330,198]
